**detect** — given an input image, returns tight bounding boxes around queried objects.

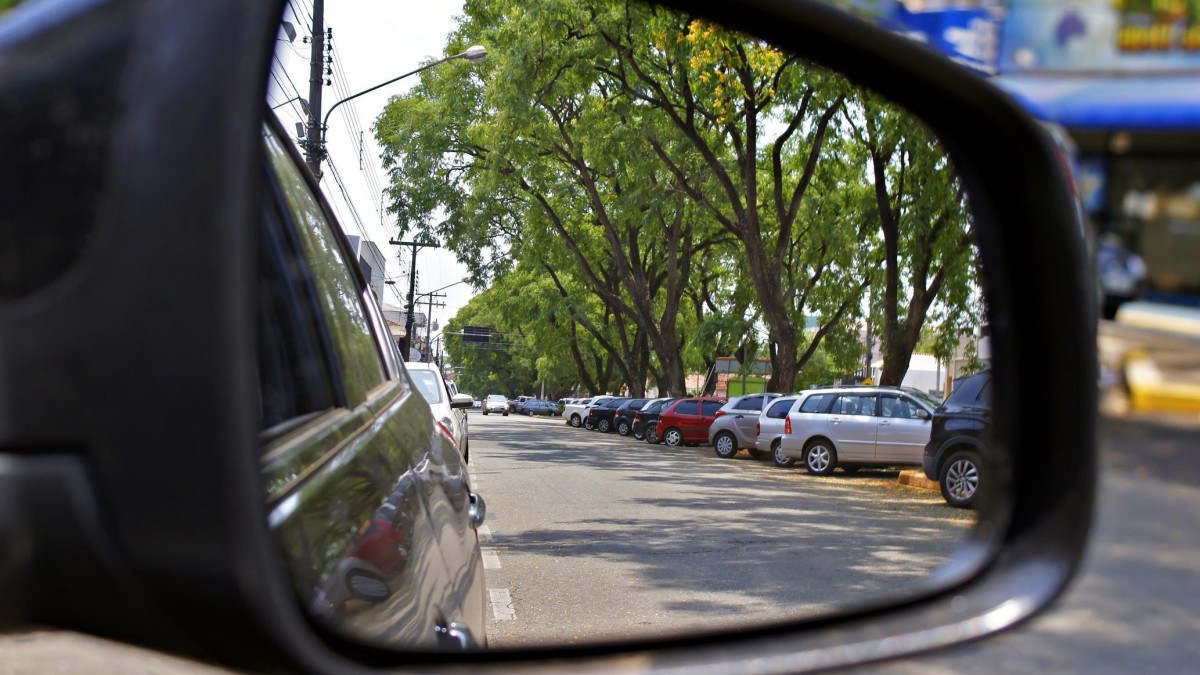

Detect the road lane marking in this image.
[482,548,502,569]
[489,588,515,621]
[478,524,494,542]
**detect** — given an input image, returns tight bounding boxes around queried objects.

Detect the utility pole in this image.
[390,240,438,360]
[304,0,328,179]
[422,292,447,362]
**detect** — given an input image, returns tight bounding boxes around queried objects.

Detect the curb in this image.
[897,470,937,491]
[1124,349,1200,415]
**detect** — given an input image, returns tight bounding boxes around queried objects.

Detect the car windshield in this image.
[408,370,444,404]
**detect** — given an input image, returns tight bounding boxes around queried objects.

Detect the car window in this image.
[881,394,921,419]
[701,400,723,416]
[257,191,338,431]
[799,393,832,413]
[408,369,445,405]
[674,400,699,415]
[831,394,877,416]
[734,395,763,411]
[947,373,987,407]
[976,376,992,406]
[766,398,794,419]
[264,124,386,405]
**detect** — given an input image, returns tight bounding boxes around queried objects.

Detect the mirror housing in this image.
[916,409,932,421]
[0,0,1095,672]
[451,394,474,410]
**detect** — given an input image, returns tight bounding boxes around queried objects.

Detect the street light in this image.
[307,45,487,176]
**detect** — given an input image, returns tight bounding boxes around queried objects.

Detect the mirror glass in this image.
[262,0,994,651]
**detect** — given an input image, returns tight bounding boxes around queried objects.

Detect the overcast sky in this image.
[268,0,474,328]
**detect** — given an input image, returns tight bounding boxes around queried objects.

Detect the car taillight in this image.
[784,417,791,434]
[435,420,456,445]
[755,420,760,435]
[633,413,641,421]
[714,410,726,418]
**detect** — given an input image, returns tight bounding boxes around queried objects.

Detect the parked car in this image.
[654,397,727,447]
[709,393,783,459]
[562,396,597,427]
[778,386,939,474]
[612,398,650,436]
[755,395,803,466]
[585,396,631,432]
[404,361,474,461]
[521,399,559,416]
[633,398,675,442]
[924,371,991,508]
[508,395,535,414]
[482,394,509,415]
[582,396,620,430]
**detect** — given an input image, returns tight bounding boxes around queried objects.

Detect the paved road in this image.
[468,412,973,647]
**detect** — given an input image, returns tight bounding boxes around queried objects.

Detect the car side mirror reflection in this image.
[260,0,1012,654]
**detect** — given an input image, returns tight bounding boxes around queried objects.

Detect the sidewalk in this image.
[1100,302,1200,417]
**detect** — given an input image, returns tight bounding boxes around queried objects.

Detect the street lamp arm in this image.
[320,46,486,144]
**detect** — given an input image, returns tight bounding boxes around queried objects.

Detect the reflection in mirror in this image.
[263,0,994,652]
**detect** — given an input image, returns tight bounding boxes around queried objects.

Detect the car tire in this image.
[502,411,508,417]
[584,417,595,430]
[569,414,582,428]
[939,449,980,509]
[633,429,645,441]
[713,432,738,459]
[645,423,660,444]
[617,420,631,436]
[662,427,683,447]
[597,418,611,433]
[772,440,796,468]
[748,449,770,461]
[482,410,488,416]
[803,439,836,475]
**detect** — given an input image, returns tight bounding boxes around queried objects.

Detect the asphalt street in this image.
[470,412,973,647]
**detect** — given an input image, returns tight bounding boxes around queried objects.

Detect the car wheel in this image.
[803,439,836,475]
[645,423,660,444]
[940,450,980,509]
[502,411,508,417]
[569,414,582,428]
[633,429,645,441]
[748,449,770,461]
[713,432,738,459]
[663,428,683,447]
[597,418,611,433]
[772,440,796,468]
[616,420,631,436]
[584,417,595,430]
[482,410,488,416]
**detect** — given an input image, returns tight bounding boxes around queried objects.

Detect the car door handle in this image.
[435,621,477,650]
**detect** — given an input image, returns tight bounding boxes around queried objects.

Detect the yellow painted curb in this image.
[897,470,938,491]
[1125,349,1200,415]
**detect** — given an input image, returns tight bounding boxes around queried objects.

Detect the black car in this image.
[632,398,676,442]
[584,397,630,432]
[611,398,649,435]
[923,371,991,508]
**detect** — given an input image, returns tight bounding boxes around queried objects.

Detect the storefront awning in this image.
[993,75,1200,131]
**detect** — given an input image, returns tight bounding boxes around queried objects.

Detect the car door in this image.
[696,399,726,442]
[260,120,482,648]
[825,393,879,461]
[729,395,765,447]
[876,394,933,465]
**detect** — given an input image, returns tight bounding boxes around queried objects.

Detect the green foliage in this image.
[378,0,983,393]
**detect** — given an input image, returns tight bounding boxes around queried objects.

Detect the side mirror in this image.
[0,0,1095,672]
[450,393,474,410]
[916,409,932,421]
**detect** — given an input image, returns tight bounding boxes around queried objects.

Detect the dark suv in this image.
[633,398,676,442]
[924,371,991,508]
[612,398,650,436]
[585,397,630,432]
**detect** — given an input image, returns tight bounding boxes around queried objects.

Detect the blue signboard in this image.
[885,5,1003,74]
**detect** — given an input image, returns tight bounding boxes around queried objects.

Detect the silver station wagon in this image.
[778,387,942,474]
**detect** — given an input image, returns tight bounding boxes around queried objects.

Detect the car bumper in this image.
[922,442,938,480]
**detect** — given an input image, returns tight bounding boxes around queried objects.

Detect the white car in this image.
[404,362,474,461]
[562,396,597,427]
[482,394,509,416]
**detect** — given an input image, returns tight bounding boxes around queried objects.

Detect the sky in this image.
[268,0,475,329]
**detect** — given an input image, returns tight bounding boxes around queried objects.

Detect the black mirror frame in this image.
[0,0,1095,673]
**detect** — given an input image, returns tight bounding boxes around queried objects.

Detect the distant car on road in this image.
[924,371,991,508]
[404,361,474,462]
[482,394,509,416]
[709,393,782,459]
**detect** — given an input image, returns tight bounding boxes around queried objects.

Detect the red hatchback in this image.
[655,397,727,447]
